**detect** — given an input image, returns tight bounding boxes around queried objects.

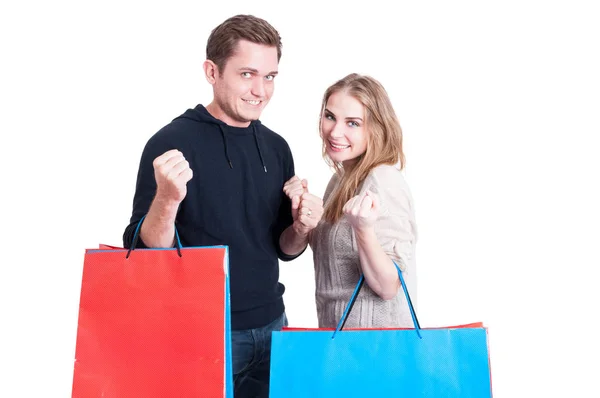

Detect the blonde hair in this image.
[320,73,405,224]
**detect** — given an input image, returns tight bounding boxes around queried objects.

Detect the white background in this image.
[1,0,599,397]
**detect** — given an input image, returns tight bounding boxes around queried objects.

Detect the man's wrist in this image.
[292,222,310,239]
[152,195,180,221]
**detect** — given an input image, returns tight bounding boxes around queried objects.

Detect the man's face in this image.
[212,40,279,127]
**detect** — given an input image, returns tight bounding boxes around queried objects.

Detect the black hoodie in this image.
[123,104,300,330]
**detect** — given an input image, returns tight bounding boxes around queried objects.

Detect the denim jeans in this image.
[231,312,288,398]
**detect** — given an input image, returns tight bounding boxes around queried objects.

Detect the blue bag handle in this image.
[126,214,183,259]
[333,260,422,339]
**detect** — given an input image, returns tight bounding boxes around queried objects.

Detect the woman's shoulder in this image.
[365,163,410,190]
[369,163,402,177]
[362,163,416,210]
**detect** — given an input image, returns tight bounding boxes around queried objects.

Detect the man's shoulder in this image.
[256,122,290,148]
[144,113,212,148]
[256,122,295,166]
[153,113,201,137]
[141,123,184,154]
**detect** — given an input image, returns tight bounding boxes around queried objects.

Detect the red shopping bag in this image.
[71,235,233,397]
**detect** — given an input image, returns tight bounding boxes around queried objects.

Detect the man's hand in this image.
[283,176,323,236]
[283,176,307,220]
[153,149,193,205]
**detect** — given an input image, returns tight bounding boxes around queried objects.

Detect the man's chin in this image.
[240,110,263,122]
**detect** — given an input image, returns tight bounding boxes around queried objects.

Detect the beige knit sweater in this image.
[309,164,418,328]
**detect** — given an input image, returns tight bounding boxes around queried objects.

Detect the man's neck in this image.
[205,102,250,128]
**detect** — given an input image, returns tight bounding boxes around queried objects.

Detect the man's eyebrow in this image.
[238,67,278,75]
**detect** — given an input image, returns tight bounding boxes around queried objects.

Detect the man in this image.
[122,14,323,398]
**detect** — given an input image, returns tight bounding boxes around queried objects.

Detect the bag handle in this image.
[332,260,422,339]
[126,214,183,258]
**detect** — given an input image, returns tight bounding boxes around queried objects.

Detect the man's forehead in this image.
[227,41,278,71]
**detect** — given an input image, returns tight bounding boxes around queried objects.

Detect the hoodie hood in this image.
[175,104,268,172]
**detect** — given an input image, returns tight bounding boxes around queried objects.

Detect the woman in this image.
[295,73,418,328]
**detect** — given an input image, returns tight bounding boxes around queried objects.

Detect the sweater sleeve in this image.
[361,167,417,272]
[122,135,176,249]
[272,142,304,261]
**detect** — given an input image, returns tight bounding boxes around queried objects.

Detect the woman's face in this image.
[321,91,368,168]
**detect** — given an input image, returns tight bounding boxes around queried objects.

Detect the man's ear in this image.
[203,60,219,85]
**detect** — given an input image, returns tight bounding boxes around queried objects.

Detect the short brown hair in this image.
[206,15,282,72]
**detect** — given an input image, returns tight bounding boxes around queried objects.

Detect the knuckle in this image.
[158,167,168,177]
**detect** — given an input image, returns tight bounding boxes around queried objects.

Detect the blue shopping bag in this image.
[269,262,492,397]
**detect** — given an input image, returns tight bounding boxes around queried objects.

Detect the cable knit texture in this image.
[309,164,418,328]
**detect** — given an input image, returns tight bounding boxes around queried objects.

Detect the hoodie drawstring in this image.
[218,124,267,173]
[252,124,268,173]
[219,125,233,169]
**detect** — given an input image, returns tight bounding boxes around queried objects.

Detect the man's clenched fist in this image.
[153,149,193,204]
